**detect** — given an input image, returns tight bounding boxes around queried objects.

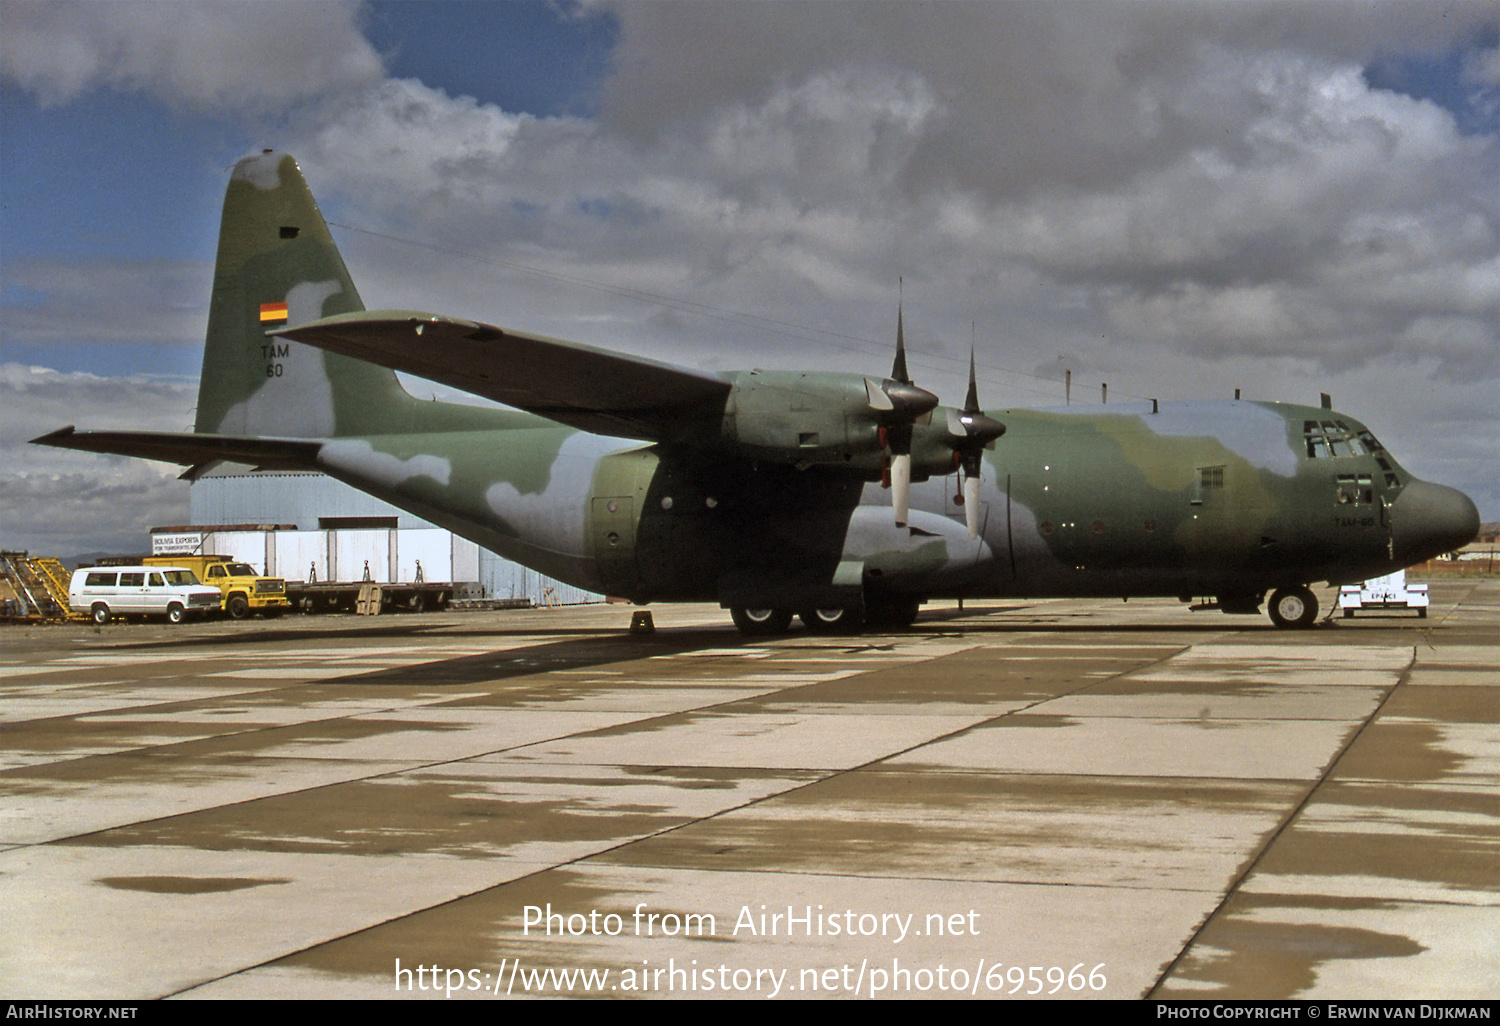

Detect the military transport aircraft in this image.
[34,151,1480,634]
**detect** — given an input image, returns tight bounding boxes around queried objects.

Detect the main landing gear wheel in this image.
[1268,585,1319,629]
[730,607,793,636]
[799,606,864,634]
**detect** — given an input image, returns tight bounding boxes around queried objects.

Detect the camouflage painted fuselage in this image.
[309,395,1446,608]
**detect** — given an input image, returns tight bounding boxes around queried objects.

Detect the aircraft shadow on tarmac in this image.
[67,599,1438,692]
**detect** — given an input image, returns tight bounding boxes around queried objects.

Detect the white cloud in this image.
[1,365,196,554]
[0,0,382,112]
[1467,44,1500,86]
[3,259,211,348]
[285,27,1496,382]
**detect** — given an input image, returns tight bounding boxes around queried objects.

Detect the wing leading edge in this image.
[279,310,733,441]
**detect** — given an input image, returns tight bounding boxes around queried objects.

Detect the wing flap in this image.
[32,427,323,470]
[279,310,731,440]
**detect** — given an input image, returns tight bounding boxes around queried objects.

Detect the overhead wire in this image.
[327,220,1152,405]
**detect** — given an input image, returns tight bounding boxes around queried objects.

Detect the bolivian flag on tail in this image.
[259,301,289,325]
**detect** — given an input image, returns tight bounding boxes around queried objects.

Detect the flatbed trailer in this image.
[285,581,457,614]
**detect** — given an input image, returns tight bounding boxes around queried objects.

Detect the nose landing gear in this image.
[1268,585,1319,629]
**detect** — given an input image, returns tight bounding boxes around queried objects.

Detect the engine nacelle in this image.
[719,370,886,472]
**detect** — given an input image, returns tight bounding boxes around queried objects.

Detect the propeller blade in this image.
[892,305,910,384]
[963,473,982,537]
[877,288,931,527]
[964,347,980,414]
[891,453,912,527]
[946,343,1004,449]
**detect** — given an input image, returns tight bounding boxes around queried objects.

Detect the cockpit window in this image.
[1375,454,1400,489]
[1305,422,1383,459]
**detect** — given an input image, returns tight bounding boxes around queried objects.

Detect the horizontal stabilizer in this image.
[31,426,323,470]
[280,310,732,441]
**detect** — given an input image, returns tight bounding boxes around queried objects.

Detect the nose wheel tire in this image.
[731,607,793,636]
[1268,585,1318,629]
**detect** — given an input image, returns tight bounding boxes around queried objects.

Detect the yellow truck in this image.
[142,555,290,618]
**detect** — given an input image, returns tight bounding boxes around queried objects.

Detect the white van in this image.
[69,566,224,625]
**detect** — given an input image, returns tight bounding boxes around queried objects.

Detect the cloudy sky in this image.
[2,0,1497,554]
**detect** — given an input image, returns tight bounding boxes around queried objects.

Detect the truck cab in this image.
[143,555,290,618]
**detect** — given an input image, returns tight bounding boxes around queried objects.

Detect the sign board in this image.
[152,533,204,555]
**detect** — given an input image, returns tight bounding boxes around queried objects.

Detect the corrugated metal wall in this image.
[188,471,602,605]
[189,471,430,528]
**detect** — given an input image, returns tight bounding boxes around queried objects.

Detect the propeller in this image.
[946,345,1005,537]
[868,302,938,527]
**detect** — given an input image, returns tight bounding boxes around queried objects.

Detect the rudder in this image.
[194,150,415,438]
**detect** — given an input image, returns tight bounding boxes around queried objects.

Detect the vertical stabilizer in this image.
[195,150,414,438]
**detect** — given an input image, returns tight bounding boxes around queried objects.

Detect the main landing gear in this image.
[729,606,794,636]
[1268,585,1319,629]
[729,596,923,636]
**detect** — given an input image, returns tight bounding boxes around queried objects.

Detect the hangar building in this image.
[171,467,600,606]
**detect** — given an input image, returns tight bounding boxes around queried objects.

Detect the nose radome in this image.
[1391,480,1481,566]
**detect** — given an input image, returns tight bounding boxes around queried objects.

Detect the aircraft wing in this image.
[31,427,323,479]
[280,310,733,441]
